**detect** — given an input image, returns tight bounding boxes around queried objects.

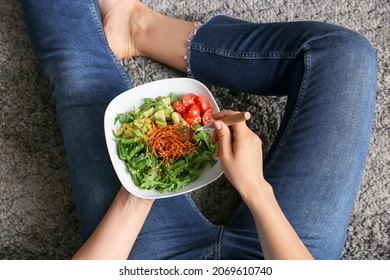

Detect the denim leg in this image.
[128,194,219,260]
[21,0,219,259]
[21,0,133,240]
[189,16,377,259]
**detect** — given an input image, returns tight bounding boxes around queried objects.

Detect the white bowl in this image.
[104,78,223,199]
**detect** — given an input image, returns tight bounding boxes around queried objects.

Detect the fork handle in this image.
[219,111,251,126]
[198,111,251,131]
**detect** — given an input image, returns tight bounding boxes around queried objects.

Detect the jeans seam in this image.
[264,44,312,171]
[199,225,223,260]
[190,43,300,60]
[87,0,132,88]
[215,226,223,260]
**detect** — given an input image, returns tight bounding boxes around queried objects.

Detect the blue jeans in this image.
[21,0,377,259]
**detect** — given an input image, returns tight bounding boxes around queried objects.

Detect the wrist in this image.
[239,180,274,209]
[116,186,154,214]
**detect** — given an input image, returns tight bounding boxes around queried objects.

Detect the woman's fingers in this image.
[213,120,232,158]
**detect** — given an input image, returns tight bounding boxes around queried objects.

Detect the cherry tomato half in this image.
[173,100,186,115]
[184,114,201,125]
[202,107,213,125]
[195,95,210,113]
[182,93,197,110]
[186,104,201,119]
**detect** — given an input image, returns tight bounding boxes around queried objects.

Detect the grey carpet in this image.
[0,0,389,259]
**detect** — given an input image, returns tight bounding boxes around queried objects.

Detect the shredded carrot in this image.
[147,124,196,166]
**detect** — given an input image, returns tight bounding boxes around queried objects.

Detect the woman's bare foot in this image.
[98,0,198,72]
[98,0,145,59]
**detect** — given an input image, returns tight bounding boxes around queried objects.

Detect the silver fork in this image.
[177,111,251,141]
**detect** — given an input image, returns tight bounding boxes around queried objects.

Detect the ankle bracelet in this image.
[185,21,202,77]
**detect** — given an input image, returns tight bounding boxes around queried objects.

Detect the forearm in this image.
[241,182,314,260]
[72,186,153,260]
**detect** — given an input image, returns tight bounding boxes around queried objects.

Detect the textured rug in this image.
[0,0,389,259]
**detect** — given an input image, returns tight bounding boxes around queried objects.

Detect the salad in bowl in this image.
[104,78,223,199]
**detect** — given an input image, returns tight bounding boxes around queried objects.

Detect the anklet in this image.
[185,21,202,77]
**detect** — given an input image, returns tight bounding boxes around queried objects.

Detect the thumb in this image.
[214,120,233,159]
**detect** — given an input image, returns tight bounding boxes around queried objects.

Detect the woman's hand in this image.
[212,110,313,259]
[212,110,268,199]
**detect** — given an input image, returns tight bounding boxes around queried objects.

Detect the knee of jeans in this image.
[42,51,129,109]
[311,28,378,108]
[323,29,377,77]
